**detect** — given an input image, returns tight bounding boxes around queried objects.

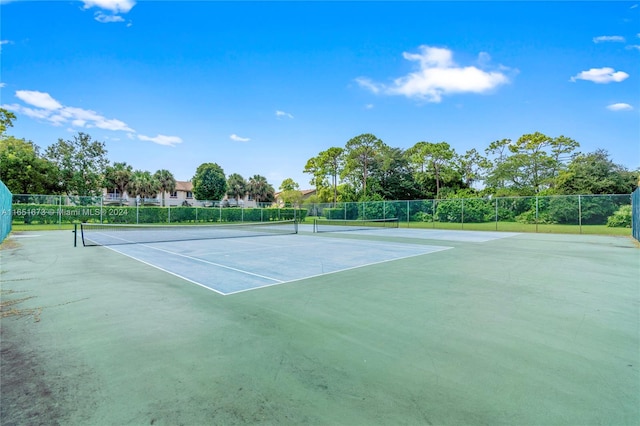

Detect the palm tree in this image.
[248,174,274,205]
[226,173,247,206]
[103,162,133,205]
[154,169,176,207]
[129,170,159,205]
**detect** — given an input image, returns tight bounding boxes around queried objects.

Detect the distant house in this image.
[274,189,316,206]
[103,180,260,207]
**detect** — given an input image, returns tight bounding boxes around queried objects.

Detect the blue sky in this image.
[1,1,639,190]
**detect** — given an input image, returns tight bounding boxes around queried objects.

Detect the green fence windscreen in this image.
[0,180,12,242]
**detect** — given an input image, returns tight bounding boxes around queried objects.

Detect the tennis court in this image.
[1,224,638,425]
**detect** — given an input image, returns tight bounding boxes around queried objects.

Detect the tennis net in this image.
[313,218,399,233]
[78,220,298,246]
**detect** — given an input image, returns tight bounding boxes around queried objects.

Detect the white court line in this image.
[122,243,284,283]
[100,245,227,295]
[224,245,454,296]
[95,234,453,296]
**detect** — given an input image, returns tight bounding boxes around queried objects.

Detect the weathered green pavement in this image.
[1,230,638,425]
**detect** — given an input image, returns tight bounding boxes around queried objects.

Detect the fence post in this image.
[432,199,435,228]
[578,195,582,234]
[535,196,539,233]
[168,204,171,223]
[461,198,464,229]
[407,200,410,228]
[58,195,62,227]
[495,198,498,231]
[100,196,104,224]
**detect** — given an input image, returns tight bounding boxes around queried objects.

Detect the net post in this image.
[73,222,77,247]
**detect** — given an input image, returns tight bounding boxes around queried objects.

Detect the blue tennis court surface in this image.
[102,233,453,295]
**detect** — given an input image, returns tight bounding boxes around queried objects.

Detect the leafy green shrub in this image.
[607,205,631,228]
[547,197,579,225]
[435,198,493,223]
[412,211,432,222]
[579,196,618,225]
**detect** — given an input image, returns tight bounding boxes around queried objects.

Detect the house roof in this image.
[176,181,193,191]
[274,189,316,197]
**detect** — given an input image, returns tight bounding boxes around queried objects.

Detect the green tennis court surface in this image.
[1,228,638,425]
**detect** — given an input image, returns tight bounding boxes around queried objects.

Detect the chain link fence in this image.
[304,194,632,234]
[10,193,633,234]
[10,194,304,226]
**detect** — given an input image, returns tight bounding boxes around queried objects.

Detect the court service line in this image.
[100,245,227,295]
[225,245,454,296]
[129,243,285,283]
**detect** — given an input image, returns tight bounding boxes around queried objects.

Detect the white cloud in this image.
[365,104,374,110]
[606,103,633,111]
[94,12,125,23]
[275,110,294,119]
[626,45,640,51]
[16,90,63,109]
[570,67,629,83]
[0,83,5,88]
[4,89,182,146]
[81,0,136,14]
[593,35,626,43]
[356,45,511,102]
[354,77,382,94]
[138,134,183,147]
[3,103,52,121]
[230,134,250,142]
[82,0,135,24]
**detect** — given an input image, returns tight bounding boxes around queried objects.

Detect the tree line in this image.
[1,108,637,206]
[303,132,638,203]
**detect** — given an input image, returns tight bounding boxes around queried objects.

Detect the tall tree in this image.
[154,169,176,207]
[555,149,637,195]
[248,174,274,204]
[457,148,490,188]
[45,132,109,196]
[226,173,247,206]
[0,136,60,194]
[0,108,16,136]
[303,156,326,193]
[484,132,579,195]
[370,146,419,200]
[279,178,302,206]
[104,162,133,203]
[407,141,456,198]
[192,163,227,201]
[128,170,159,203]
[319,147,344,204]
[342,133,385,198]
